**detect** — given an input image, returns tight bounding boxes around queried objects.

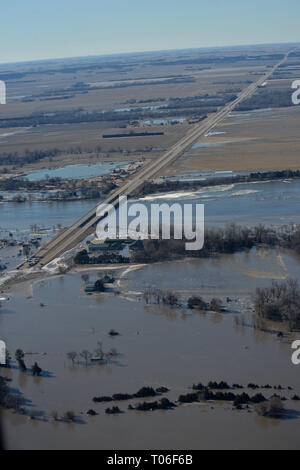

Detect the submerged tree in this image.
[64,410,75,422]
[15,349,27,372]
[67,351,78,365]
[32,362,42,377]
[80,350,92,367]
[94,342,104,361]
[210,298,223,313]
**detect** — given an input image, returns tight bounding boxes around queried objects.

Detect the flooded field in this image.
[1,248,300,449]
[25,161,131,181]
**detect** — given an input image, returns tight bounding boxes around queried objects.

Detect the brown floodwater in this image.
[1,248,300,449]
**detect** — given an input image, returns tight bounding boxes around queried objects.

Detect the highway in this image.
[26,51,291,268]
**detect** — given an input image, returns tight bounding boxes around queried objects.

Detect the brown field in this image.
[163,105,300,174]
[0,43,298,175]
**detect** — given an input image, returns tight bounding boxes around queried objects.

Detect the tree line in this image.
[133,170,300,198]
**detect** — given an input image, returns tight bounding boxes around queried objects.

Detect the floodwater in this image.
[0,199,96,231]
[1,178,300,231]
[1,176,300,449]
[192,139,249,149]
[25,161,130,181]
[1,249,300,449]
[137,178,300,226]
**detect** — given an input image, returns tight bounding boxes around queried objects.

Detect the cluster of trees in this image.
[74,250,130,265]
[178,389,265,406]
[74,250,90,264]
[188,296,223,312]
[142,288,180,307]
[167,93,237,109]
[254,279,300,329]
[177,387,284,414]
[93,386,168,404]
[0,103,207,129]
[15,349,42,375]
[103,131,164,138]
[74,223,300,271]
[286,229,300,254]
[94,279,105,292]
[0,86,245,133]
[0,175,117,202]
[0,148,61,166]
[255,396,284,418]
[236,88,293,111]
[192,380,291,392]
[93,391,284,414]
[132,225,254,263]
[67,342,118,367]
[132,223,300,264]
[142,293,224,312]
[88,376,296,417]
[105,406,122,415]
[128,398,176,412]
[0,144,105,168]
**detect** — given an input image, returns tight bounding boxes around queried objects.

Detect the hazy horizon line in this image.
[0,40,299,67]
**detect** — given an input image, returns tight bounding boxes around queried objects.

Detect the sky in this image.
[0,0,300,64]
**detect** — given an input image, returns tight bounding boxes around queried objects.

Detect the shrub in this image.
[188,296,208,310]
[255,397,284,418]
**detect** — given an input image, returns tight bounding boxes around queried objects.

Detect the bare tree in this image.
[143,287,164,305]
[94,342,104,361]
[15,349,27,372]
[67,351,77,365]
[162,291,179,307]
[80,350,92,366]
[106,348,118,358]
[210,298,223,313]
[64,410,75,422]
[255,397,284,418]
[51,410,58,421]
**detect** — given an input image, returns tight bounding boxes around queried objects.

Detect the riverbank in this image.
[134,169,300,198]
[0,169,299,205]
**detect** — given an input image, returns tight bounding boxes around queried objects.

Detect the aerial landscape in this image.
[1,0,300,455]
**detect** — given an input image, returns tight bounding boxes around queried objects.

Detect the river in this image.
[1,178,300,231]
